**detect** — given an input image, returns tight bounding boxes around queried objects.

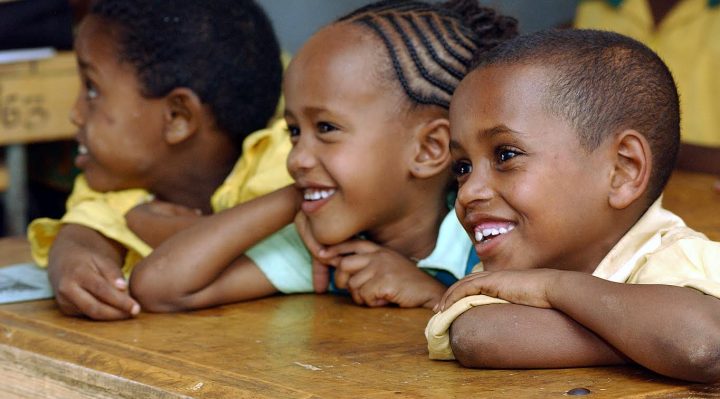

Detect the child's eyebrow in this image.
[482,125,521,138]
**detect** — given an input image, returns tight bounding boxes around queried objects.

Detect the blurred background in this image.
[260,0,580,54]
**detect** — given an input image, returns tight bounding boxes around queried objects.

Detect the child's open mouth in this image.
[474,224,515,243]
[303,188,336,201]
[301,188,336,214]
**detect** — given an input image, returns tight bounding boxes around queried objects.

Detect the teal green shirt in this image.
[247,211,473,293]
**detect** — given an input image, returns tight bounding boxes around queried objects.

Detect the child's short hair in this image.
[91,0,282,149]
[472,29,680,202]
[338,0,518,110]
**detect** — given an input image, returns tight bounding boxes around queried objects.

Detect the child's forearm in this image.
[127,213,202,248]
[449,303,627,369]
[129,185,301,310]
[51,224,126,267]
[548,272,720,383]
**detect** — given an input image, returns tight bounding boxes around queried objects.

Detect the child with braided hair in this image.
[129,0,518,312]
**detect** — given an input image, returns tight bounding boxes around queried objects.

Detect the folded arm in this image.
[129,185,301,312]
[125,200,203,248]
[442,269,720,382]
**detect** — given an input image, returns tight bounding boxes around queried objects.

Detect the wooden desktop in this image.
[0,170,718,398]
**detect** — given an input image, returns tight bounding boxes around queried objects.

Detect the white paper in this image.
[0,263,53,304]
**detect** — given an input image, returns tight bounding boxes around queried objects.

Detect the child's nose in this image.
[286,136,317,174]
[457,170,496,208]
[68,95,85,127]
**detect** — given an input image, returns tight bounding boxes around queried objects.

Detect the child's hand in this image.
[125,200,203,248]
[714,178,720,194]
[435,269,563,312]
[321,240,446,308]
[294,211,337,293]
[49,251,140,320]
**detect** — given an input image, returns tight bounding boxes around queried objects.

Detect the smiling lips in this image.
[303,188,335,201]
[474,223,515,243]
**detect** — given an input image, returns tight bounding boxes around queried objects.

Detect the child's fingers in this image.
[320,239,379,259]
[436,272,491,312]
[63,284,137,320]
[356,277,390,307]
[92,256,127,290]
[312,259,331,293]
[294,212,326,258]
[333,254,371,289]
[78,265,141,317]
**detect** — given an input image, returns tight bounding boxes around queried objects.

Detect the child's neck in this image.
[152,150,238,214]
[365,194,449,261]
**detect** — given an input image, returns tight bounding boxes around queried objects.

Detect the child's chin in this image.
[313,228,353,247]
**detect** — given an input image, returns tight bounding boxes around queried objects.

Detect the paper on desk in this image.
[0,263,53,304]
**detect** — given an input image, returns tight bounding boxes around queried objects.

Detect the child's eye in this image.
[85,80,98,100]
[317,122,337,133]
[496,147,521,163]
[452,159,473,177]
[287,125,300,140]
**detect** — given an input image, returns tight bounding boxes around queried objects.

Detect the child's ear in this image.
[608,129,652,209]
[163,88,203,145]
[409,118,451,179]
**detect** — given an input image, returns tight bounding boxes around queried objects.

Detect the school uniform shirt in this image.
[575,0,720,147]
[425,197,720,360]
[246,210,475,293]
[27,119,293,277]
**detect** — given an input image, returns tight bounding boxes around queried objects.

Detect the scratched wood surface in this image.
[0,170,717,398]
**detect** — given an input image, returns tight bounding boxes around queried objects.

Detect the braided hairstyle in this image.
[90,0,282,150]
[338,0,518,109]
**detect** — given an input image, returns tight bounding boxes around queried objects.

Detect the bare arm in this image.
[48,224,140,320]
[129,185,302,312]
[548,272,720,383]
[450,304,627,369]
[125,201,203,248]
[440,270,720,382]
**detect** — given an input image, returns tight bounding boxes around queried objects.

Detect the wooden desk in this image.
[663,170,720,241]
[0,51,78,235]
[0,171,718,398]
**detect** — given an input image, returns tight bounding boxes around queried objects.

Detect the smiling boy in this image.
[426,29,720,383]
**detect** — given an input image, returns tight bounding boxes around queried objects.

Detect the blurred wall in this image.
[258,0,581,54]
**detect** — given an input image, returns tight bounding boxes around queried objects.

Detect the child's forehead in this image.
[285,25,387,90]
[450,64,583,146]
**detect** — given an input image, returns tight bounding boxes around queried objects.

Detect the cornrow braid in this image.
[338,0,518,109]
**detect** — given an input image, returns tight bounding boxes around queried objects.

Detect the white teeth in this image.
[475,231,484,242]
[303,188,335,201]
[78,144,88,155]
[475,224,515,243]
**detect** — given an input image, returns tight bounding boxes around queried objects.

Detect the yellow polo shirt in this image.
[426,198,720,360]
[27,119,293,277]
[575,0,720,147]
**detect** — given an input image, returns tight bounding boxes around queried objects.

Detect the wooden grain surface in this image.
[0,170,717,398]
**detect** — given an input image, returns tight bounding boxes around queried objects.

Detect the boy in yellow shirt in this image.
[27,0,292,320]
[427,29,720,383]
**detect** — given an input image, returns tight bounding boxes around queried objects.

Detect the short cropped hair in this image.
[339,0,518,110]
[473,29,680,202]
[91,0,282,149]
